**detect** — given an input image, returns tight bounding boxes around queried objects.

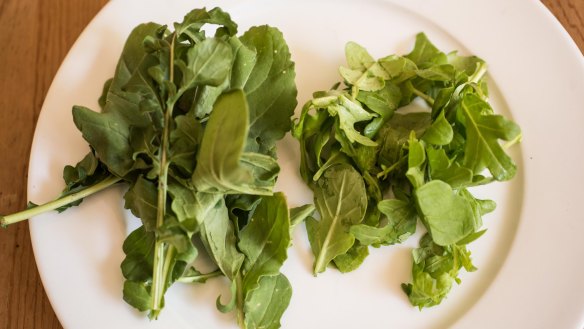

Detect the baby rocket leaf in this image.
[307,164,367,274]
[192,90,279,195]
[459,93,521,181]
[415,180,476,246]
[293,32,520,310]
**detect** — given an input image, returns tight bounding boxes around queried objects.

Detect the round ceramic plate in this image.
[28,0,584,328]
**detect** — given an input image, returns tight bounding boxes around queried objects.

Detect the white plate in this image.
[27,0,584,328]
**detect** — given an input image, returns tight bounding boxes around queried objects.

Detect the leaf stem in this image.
[177,269,223,283]
[377,156,408,179]
[0,175,121,227]
[503,133,522,149]
[151,32,177,317]
[235,273,246,329]
[469,62,487,84]
[411,86,435,106]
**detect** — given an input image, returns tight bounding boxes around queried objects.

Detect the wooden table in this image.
[0,1,582,328]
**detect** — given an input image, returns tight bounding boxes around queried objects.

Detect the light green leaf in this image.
[405,32,446,68]
[326,95,377,146]
[340,42,390,91]
[406,135,426,189]
[333,242,369,273]
[414,180,476,246]
[422,111,453,145]
[351,199,417,246]
[290,204,316,230]
[459,94,521,181]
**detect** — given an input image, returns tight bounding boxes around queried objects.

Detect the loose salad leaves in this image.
[1,7,300,328]
[0,10,522,325]
[293,33,521,308]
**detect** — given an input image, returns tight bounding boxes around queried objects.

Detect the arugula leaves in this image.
[306,164,367,274]
[293,32,521,308]
[1,7,299,328]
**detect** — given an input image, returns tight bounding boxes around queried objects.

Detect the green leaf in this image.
[357,82,401,137]
[333,242,369,273]
[307,165,368,274]
[405,135,426,189]
[422,111,453,145]
[414,180,476,246]
[325,94,377,146]
[124,176,158,232]
[426,147,473,188]
[174,7,238,41]
[351,199,417,246]
[378,55,418,82]
[402,234,477,308]
[198,193,244,280]
[166,182,201,232]
[377,112,431,166]
[447,52,485,77]
[185,37,233,87]
[239,26,298,156]
[290,204,316,230]
[416,64,455,82]
[169,115,203,175]
[405,33,446,68]
[123,280,153,313]
[121,226,155,282]
[192,90,278,195]
[239,193,291,293]
[58,150,111,212]
[459,94,521,180]
[339,42,389,91]
[72,23,164,177]
[244,274,292,329]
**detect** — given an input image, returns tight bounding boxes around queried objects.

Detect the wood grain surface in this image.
[0,1,582,328]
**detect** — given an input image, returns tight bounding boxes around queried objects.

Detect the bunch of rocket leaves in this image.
[9,7,305,329]
[292,33,521,308]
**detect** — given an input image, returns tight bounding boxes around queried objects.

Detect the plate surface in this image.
[28,0,584,328]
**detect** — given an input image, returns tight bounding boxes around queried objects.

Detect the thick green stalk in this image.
[150,33,177,318]
[235,273,246,329]
[177,269,223,283]
[1,175,121,227]
[411,86,435,106]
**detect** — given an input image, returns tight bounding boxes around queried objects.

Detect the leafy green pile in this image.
[1,7,306,328]
[293,33,521,308]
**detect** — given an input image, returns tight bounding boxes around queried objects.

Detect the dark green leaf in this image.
[123,280,153,312]
[198,193,244,280]
[192,90,278,195]
[239,26,298,156]
[308,165,368,274]
[174,7,238,41]
[239,193,291,293]
[244,274,292,329]
[124,176,158,232]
